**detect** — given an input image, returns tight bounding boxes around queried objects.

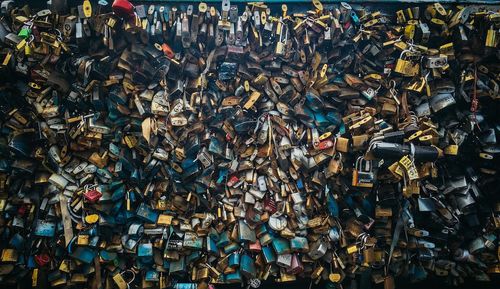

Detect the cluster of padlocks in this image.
[0,0,499,288]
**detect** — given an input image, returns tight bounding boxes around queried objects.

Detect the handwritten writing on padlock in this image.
[398,155,419,181]
[394,50,420,77]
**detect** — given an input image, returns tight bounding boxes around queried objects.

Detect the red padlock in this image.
[318,139,334,150]
[112,0,135,20]
[287,254,304,275]
[226,175,239,187]
[161,43,175,59]
[34,254,50,267]
[84,189,102,202]
[264,197,277,214]
[249,239,262,252]
[18,205,27,216]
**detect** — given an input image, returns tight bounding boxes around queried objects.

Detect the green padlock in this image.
[18,24,32,39]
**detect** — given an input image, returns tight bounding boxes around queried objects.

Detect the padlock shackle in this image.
[399,49,411,59]
[355,156,363,169]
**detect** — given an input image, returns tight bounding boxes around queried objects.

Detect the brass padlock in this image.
[336,137,350,153]
[485,26,497,48]
[394,50,420,77]
[325,153,343,178]
[310,264,324,280]
[384,275,395,289]
[363,246,375,264]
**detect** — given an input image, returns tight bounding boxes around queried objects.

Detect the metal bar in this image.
[132,0,500,4]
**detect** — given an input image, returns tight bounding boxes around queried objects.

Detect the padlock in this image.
[310,265,324,280]
[363,247,375,264]
[83,185,102,202]
[275,19,286,55]
[112,0,135,20]
[336,137,350,153]
[425,55,447,69]
[308,239,327,260]
[262,246,276,264]
[325,153,343,178]
[18,22,32,39]
[0,2,498,288]
[276,253,292,267]
[352,157,374,188]
[485,26,497,48]
[394,50,420,77]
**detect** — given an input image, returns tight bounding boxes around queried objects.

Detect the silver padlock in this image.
[276,253,292,267]
[197,147,213,168]
[257,175,267,191]
[308,239,327,260]
[425,55,448,69]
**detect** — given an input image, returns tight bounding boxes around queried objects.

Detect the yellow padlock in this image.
[312,0,323,12]
[2,52,12,66]
[396,10,406,24]
[32,269,38,287]
[347,244,358,254]
[404,23,416,40]
[16,39,26,51]
[394,50,419,77]
[83,0,92,18]
[486,26,497,48]
[25,42,32,56]
[85,214,99,224]
[319,132,332,141]
[329,273,342,283]
[444,144,459,155]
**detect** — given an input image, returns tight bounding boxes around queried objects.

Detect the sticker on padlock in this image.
[398,155,419,180]
[318,139,335,150]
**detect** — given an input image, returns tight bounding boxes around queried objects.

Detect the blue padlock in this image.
[240,254,256,278]
[228,251,240,268]
[262,246,276,264]
[225,271,242,283]
[272,237,291,255]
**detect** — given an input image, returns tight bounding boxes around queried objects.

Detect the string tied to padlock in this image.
[406,38,417,52]
[470,62,481,132]
[356,232,370,250]
[388,79,401,106]
[55,28,63,42]
[356,232,370,263]
[423,71,431,97]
